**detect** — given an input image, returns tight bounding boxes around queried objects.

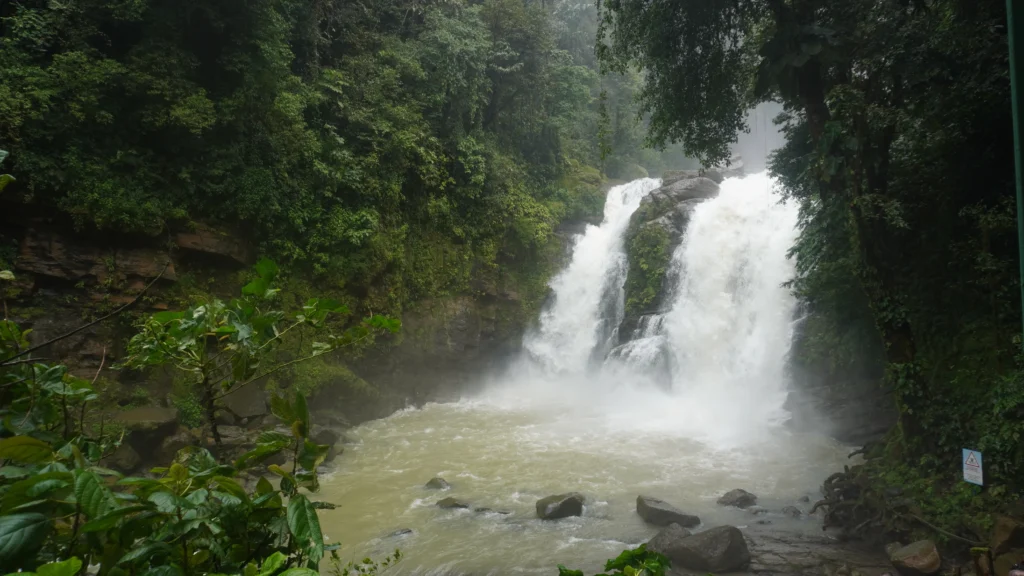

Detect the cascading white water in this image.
[659,173,800,441]
[318,173,847,576]
[524,178,661,373]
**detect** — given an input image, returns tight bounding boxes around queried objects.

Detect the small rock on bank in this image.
[425,477,450,490]
[717,488,758,509]
[437,497,470,509]
[648,525,750,573]
[889,540,941,576]
[536,493,584,519]
[636,496,700,528]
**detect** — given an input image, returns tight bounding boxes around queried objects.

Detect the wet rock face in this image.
[649,525,751,573]
[717,488,758,509]
[536,493,585,519]
[636,496,700,527]
[889,540,941,576]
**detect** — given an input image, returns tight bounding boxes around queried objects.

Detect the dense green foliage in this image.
[623,225,671,317]
[557,544,669,576]
[599,0,1023,546]
[0,0,688,317]
[121,259,398,446]
[0,267,404,574]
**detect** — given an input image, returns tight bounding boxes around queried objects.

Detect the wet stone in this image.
[437,497,470,509]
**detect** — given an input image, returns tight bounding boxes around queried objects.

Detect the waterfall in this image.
[523,178,661,374]
[658,173,800,433]
[517,172,799,442]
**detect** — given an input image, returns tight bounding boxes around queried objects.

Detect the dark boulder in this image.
[536,493,585,519]
[636,496,700,528]
[647,523,692,555]
[781,506,802,518]
[425,477,451,490]
[437,497,470,509]
[992,516,1024,556]
[105,442,141,473]
[717,488,758,509]
[648,525,750,572]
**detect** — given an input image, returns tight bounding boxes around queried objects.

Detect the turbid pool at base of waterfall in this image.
[316,392,857,576]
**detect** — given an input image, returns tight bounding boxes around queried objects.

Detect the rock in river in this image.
[437,497,470,509]
[717,488,758,509]
[648,525,750,573]
[648,523,692,553]
[781,505,803,518]
[889,540,941,576]
[536,493,584,519]
[425,477,451,490]
[636,495,700,528]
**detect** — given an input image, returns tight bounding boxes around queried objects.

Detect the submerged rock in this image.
[425,477,451,490]
[387,528,413,538]
[889,540,941,576]
[717,488,758,509]
[436,497,470,509]
[474,507,512,515]
[781,506,803,518]
[636,496,700,527]
[536,493,584,519]
[648,525,750,572]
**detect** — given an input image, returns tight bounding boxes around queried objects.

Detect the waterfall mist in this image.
[490,173,802,448]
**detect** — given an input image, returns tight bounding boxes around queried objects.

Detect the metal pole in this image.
[1007,0,1024,345]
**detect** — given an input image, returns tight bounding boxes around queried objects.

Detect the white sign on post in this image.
[963,449,983,486]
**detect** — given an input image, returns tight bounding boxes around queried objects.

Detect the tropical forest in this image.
[1,1,1023,576]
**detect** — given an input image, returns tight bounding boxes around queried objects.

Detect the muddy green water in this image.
[317,398,850,576]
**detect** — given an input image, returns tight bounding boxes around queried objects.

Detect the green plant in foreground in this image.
[121,259,399,446]
[0,268,402,574]
[558,544,670,576]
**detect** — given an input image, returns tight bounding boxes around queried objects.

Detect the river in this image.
[317,174,860,575]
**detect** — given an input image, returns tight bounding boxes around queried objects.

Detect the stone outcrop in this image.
[889,540,941,576]
[636,495,700,528]
[536,493,585,519]
[617,170,723,341]
[717,488,758,509]
[18,227,176,284]
[173,223,251,265]
[648,525,751,573]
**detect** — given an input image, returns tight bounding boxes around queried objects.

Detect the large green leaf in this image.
[258,551,287,576]
[36,557,83,576]
[74,470,119,519]
[286,495,323,563]
[0,513,50,567]
[254,258,279,280]
[0,436,53,464]
[2,472,73,513]
[269,394,296,424]
[81,504,149,533]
